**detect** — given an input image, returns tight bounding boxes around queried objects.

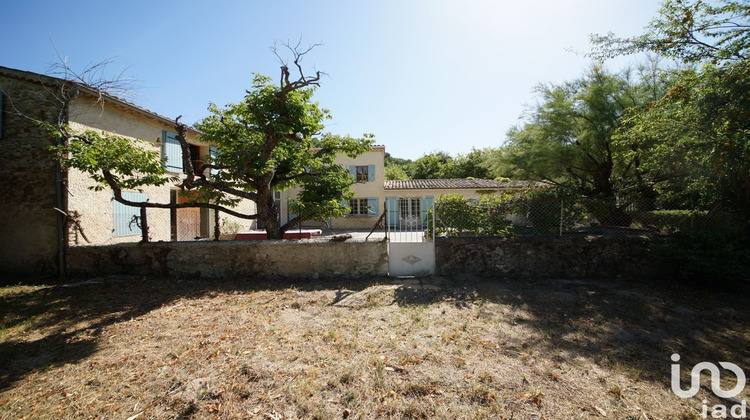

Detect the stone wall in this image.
[0,72,61,276]
[67,239,389,278]
[436,235,661,279]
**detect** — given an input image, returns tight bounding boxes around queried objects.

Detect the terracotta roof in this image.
[384,179,547,190]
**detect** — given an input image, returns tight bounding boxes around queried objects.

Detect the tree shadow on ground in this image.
[391,274,750,400]
[0,275,378,393]
[1,273,748,402]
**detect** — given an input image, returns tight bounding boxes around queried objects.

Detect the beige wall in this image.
[66,96,257,245]
[282,146,386,230]
[338,147,385,201]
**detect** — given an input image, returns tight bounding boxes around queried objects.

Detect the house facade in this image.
[384,179,540,228]
[279,146,386,230]
[1,65,539,277]
[0,66,256,276]
[280,146,538,231]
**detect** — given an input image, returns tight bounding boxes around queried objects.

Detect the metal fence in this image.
[431,196,747,239]
[65,202,390,247]
[66,205,205,246]
[67,194,746,246]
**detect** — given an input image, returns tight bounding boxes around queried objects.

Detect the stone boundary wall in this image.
[436,235,663,279]
[67,240,389,279]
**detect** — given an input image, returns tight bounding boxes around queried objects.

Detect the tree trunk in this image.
[257,193,284,240]
[140,206,149,243]
[264,216,283,240]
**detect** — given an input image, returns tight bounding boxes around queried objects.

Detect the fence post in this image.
[384,200,389,241]
[214,209,220,241]
[433,200,437,240]
[140,206,149,243]
[559,200,564,237]
[383,201,388,240]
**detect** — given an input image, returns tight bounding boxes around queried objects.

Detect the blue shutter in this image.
[368,164,375,182]
[367,197,379,217]
[385,196,398,227]
[209,146,218,177]
[348,165,356,181]
[113,191,148,236]
[162,130,182,172]
[422,196,434,227]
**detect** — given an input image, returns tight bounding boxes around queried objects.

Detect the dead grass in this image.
[0,275,748,419]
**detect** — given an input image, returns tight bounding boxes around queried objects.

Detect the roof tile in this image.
[384,179,546,190]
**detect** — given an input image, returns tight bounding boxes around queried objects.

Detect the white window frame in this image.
[349,198,369,216]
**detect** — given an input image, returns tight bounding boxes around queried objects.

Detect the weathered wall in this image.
[0,73,61,276]
[436,236,661,279]
[67,239,389,278]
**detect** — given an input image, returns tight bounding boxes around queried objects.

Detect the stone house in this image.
[0,64,539,277]
[0,66,255,276]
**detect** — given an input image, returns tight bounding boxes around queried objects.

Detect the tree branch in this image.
[174,116,196,189]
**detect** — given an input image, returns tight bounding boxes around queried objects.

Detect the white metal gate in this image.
[385,196,435,277]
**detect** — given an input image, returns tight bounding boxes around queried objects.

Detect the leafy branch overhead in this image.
[487,0,749,234]
[590,0,750,64]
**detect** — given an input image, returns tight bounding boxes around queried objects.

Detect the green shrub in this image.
[476,194,515,237]
[633,209,747,237]
[633,210,707,233]
[651,230,750,287]
[511,188,586,235]
[581,196,633,227]
[429,193,515,238]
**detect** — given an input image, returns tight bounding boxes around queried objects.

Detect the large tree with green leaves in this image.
[592,0,750,231]
[52,45,372,240]
[397,149,492,180]
[487,65,669,201]
[615,62,750,214]
[193,55,372,239]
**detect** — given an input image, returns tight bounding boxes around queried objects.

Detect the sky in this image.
[2,0,659,160]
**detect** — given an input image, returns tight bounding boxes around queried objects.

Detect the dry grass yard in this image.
[0,275,748,419]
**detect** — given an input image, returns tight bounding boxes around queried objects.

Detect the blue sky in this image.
[2,0,659,160]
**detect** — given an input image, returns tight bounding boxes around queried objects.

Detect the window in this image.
[189,144,202,174]
[349,165,375,182]
[355,166,369,182]
[350,198,369,215]
[349,197,379,216]
[399,197,421,219]
[113,191,148,236]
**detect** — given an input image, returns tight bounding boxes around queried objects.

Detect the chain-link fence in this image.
[430,194,747,239]
[66,205,202,246]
